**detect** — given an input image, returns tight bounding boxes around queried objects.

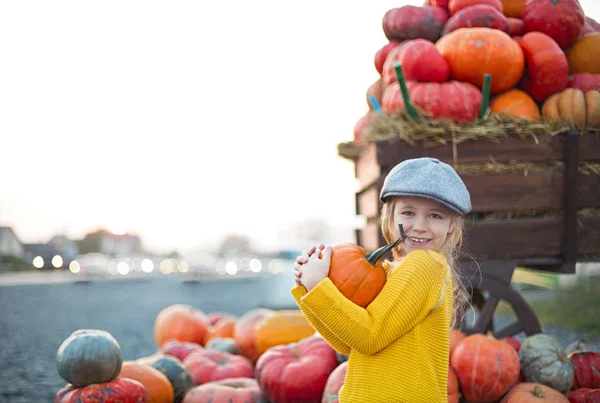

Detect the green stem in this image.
[393,62,418,119]
[479,73,491,119]
[364,224,405,265]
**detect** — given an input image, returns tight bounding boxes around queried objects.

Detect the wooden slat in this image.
[375,133,600,169]
[355,142,380,191]
[579,216,600,257]
[357,186,380,219]
[359,223,383,253]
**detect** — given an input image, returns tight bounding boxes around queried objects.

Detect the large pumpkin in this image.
[491,89,540,120]
[570,351,600,390]
[499,382,569,402]
[519,333,574,393]
[382,5,449,42]
[55,378,147,403]
[566,33,600,75]
[522,0,584,49]
[542,88,600,128]
[499,0,526,18]
[182,378,265,403]
[183,349,254,385]
[119,361,174,403]
[443,5,510,35]
[450,334,521,402]
[382,80,482,123]
[151,356,194,403]
[436,27,525,94]
[448,0,503,16]
[56,329,123,388]
[382,39,450,86]
[234,308,274,363]
[154,304,210,347]
[519,31,569,101]
[253,310,315,356]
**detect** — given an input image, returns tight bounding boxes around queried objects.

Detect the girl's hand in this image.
[298,245,332,292]
[293,244,326,287]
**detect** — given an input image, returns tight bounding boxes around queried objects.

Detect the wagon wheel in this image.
[461,275,542,338]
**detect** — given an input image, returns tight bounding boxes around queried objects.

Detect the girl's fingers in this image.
[294,270,301,278]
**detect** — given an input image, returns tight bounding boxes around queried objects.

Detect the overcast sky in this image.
[1,1,598,254]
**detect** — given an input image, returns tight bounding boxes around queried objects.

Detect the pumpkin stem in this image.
[479,73,492,119]
[532,385,546,398]
[393,62,418,119]
[364,224,405,266]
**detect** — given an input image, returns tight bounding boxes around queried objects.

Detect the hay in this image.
[454,160,600,175]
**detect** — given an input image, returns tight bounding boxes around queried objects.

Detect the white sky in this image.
[1,1,599,254]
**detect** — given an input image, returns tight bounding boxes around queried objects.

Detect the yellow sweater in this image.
[291,250,452,403]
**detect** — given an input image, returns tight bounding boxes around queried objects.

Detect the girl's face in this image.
[391,196,456,257]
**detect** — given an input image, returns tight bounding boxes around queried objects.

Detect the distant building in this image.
[22,243,65,270]
[0,226,24,259]
[48,235,80,263]
[78,229,143,257]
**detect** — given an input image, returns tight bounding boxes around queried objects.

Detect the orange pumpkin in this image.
[234,308,274,363]
[448,368,460,403]
[436,27,524,93]
[499,382,569,402]
[204,316,236,345]
[448,0,503,16]
[491,89,540,120]
[499,0,526,18]
[119,361,174,403]
[253,310,316,356]
[449,329,467,360]
[542,88,600,128]
[567,33,600,75]
[154,304,210,347]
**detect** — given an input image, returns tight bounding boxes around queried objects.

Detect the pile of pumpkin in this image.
[354,0,600,146]
[53,302,600,403]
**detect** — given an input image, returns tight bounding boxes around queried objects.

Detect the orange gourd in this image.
[499,382,569,402]
[119,361,174,403]
[491,89,540,120]
[448,0,503,16]
[154,304,210,347]
[436,27,524,94]
[253,310,316,356]
[567,33,600,75]
[542,88,600,128]
[499,0,526,18]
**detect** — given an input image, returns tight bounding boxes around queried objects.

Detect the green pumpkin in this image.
[519,333,574,393]
[205,337,238,355]
[56,329,123,388]
[151,355,194,403]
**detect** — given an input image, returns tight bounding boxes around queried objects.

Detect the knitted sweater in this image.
[291,250,452,403]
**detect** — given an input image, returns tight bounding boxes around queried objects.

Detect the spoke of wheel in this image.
[494,321,524,339]
[472,296,499,334]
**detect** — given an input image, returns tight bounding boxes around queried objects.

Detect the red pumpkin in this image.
[183,378,265,403]
[233,308,274,364]
[448,368,460,403]
[570,352,600,390]
[500,382,569,402]
[448,0,503,16]
[382,39,450,86]
[382,80,482,123]
[519,31,569,101]
[183,349,254,386]
[450,334,521,402]
[256,335,338,403]
[522,0,584,49]
[443,5,510,35]
[321,362,348,403]
[568,73,600,92]
[374,41,402,75]
[425,0,450,10]
[55,378,147,403]
[508,17,524,36]
[154,304,210,347]
[382,6,449,42]
[161,340,204,362]
[436,27,525,94]
[565,388,600,403]
[502,337,522,352]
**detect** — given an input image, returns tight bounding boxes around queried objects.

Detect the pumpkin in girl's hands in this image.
[56,329,123,388]
[499,382,569,402]
[119,361,174,403]
[154,304,210,347]
[542,88,600,128]
[448,0,503,16]
[450,334,520,402]
[519,333,574,393]
[522,0,584,49]
[491,89,540,120]
[55,378,147,403]
[183,378,265,403]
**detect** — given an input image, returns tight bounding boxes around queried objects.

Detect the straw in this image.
[393,62,418,119]
[479,73,492,119]
[368,95,385,116]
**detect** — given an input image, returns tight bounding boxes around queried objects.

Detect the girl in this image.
[291,157,471,403]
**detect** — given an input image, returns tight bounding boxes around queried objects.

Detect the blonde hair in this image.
[380,200,470,330]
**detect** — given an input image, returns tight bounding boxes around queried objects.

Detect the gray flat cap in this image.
[379,157,472,215]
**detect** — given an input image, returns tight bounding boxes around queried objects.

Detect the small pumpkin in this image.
[570,351,600,390]
[448,0,503,16]
[519,31,569,101]
[499,0,526,18]
[382,39,450,86]
[154,304,210,347]
[519,333,574,393]
[151,356,194,403]
[443,5,510,35]
[567,73,600,92]
[436,27,524,94]
[382,5,449,42]
[56,329,123,388]
[450,334,521,402]
[253,310,315,356]
[491,88,540,120]
[542,88,600,128]
[499,382,569,402]
[55,378,148,403]
[233,308,274,363]
[206,337,238,355]
[522,0,584,49]
[119,361,174,403]
[566,33,600,75]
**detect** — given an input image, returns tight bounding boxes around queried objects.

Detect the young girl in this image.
[291,157,471,403]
